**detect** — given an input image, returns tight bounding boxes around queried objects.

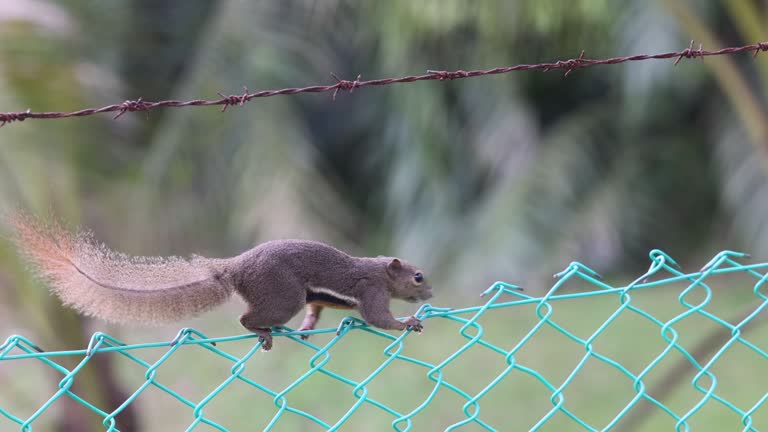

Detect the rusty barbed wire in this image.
[1,40,767,127]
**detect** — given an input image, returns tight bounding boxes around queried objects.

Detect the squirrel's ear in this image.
[388,258,402,271]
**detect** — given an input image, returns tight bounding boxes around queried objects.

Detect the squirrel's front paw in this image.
[402,316,423,333]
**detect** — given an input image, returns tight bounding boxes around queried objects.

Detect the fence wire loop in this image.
[335,316,366,336]
[553,261,602,279]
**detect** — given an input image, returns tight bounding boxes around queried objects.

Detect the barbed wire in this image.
[1,40,767,128]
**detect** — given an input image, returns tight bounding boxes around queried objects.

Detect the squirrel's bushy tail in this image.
[10,212,235,325]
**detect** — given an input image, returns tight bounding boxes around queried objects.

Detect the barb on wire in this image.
[217,86,250,112]
[331,73,362,100]
[1,40,767,127]
[674,40,705,65]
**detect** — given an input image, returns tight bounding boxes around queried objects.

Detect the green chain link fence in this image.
[1,249,767,431]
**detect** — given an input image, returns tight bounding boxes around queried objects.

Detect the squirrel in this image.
[9,213,433,350]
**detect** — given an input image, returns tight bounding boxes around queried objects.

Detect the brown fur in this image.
[11,213,433,350]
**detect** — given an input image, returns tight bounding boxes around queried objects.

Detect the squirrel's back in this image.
[11,213,236,324]
[231,239,361,287]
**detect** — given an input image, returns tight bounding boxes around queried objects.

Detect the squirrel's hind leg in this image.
[240,303,303,351]
[298,304,324,340]
[253,328,274,351]
[239,311,277,351]
[236,272,306,350]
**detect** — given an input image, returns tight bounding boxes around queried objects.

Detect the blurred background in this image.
[1,1,768,431]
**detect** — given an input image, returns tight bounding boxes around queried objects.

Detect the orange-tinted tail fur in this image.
[10,212,235,324]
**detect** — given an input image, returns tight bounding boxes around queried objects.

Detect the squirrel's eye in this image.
[414,272,424,283]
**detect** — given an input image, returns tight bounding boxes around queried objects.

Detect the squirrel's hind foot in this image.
[253,328,273,351]
[297,322,315,340]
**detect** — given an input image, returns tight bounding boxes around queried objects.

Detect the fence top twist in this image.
[0,40,766,128]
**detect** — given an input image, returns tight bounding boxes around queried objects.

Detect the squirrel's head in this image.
[384,258,433,303]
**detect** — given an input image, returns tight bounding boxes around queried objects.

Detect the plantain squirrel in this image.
[10,214,433,350]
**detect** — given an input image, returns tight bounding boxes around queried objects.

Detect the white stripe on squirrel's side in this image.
[307,286,359,306]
